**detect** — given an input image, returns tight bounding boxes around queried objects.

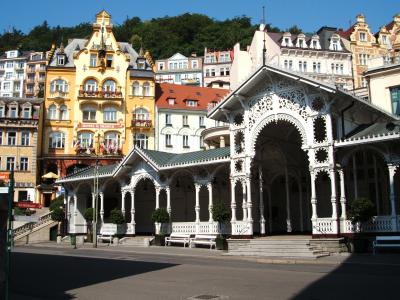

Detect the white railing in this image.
[13,211,53,238]
[342,216,396,233]
[171,222,196,234]
[313,218,334,235]
[171,222,231,235]
[234,221,250,235]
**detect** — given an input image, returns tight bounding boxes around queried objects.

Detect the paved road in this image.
[7,245,400,300]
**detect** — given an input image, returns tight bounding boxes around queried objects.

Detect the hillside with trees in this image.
[0,13,298,59]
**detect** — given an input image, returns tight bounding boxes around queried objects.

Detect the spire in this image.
[262,6,267,66]
[139,46,144,57]
[59,41,65,54]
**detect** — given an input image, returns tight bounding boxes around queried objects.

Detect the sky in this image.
[1,0,398,34]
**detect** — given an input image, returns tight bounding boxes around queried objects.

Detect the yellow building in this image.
[41,10,155,204]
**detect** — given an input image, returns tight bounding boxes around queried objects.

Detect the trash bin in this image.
[70,235,76,246]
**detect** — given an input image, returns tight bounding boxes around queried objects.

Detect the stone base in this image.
[309,238,348,254]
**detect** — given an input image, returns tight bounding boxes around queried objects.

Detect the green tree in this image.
[287,25,302,34]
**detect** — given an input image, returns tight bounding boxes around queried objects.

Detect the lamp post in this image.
[4,165,14,300]
[92,133,101,248]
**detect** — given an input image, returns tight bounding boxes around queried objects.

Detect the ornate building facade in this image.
[0,50,30,98]
[41,10,155,184]
[203,48,233,89]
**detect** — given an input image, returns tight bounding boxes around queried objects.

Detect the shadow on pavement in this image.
[9,252,178,299]
[292,252,400,300]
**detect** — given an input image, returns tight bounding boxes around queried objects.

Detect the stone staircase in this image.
[119,236,153,247]
[227,237,330,259]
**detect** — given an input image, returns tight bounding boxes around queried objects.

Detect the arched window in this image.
[103,106,117,122]
[142,82,150,96]
[77,132,93,149]
[103,132,120,154]
[132,81,140,96]
[134,133,148,149]
[82,106,96,122]
[84,79,98,91]
[50,79,68,93]
[48,104,57,120]
[59,105,68,120]
[49,132,65,148]
[103,79,116,92]
[134,107,149,120]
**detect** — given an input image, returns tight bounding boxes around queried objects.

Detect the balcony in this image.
[131,119,152,128]
[78,89,123,101]
[48,91,69,100]
[27,68,35,73]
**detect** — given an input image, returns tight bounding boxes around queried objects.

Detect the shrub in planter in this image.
[51,207,65,240]
[212,201,230,250]
[49,195,64,211]
[347,197,375,253]
[151,208,170,246]
[109,208,125,225]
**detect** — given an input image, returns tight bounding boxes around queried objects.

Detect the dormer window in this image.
[296,34,307,48]
[186,100,197,107]
[168,98,175,106]
[106,55,113,68]
[57,55,65,66]
[329,34,342,51]
[382,35,390,46]
[9,106,18,118]
[359,32,366,42]
[22,106,31,119]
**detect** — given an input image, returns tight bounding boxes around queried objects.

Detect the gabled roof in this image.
[207,64,399,124]
[156,83,228,111]
[57,147,230,183]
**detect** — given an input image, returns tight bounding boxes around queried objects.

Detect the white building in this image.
[155,83,228,153]
[155,53,203,86]
[203,48,233,89]
[0,50,30,98]
[230,25,353,91]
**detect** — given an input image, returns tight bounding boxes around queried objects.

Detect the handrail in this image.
[13,211,54,238]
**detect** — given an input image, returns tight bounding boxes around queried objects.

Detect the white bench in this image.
[373,236,400,254]
[165,233,191,247]
[190,234,217,249]
[97,230,114,245]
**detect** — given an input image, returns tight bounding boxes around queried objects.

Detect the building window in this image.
[211,69,215,76]
[60,105,68,120]
[0,106,4,117]
[82,107,96,122]
[143,82,150,96]
[0,130,2,145]
[182,135,189,148]
[103,80,116,92]
[20,157,28,171]
[9,106,17,118]
[104,106,117,122]
[166,114,172,126]
[84,79,98,91]
[199,116,205,128]
[106,55,113,68]
[6,61,13,68]
[49,132,65,148]
[205,69,210,77]
[359,32,366,42]
[390,86,400,116]
[165,134,172,147]
[77,132,93,149]
[132,81,140,95]
[7,132,16,145]
[3,82,10,91]
[168,98,175,106]
[57,55,65,66]
[104,132,120,153]
[226,68,230,76]
[48,104,57,120]
[51,79,68,93]
[359,54,369,65]
[134,133,148,149]
[186,100,197,107]
[192,60,198,69]
[158,62,164,70]
[182,115,189,127]
[6,157,15,171]
[21,131,30,146]
[134,107,149,121]
[22,107,31,118]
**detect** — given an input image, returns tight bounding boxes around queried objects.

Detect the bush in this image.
[14,207,25,216]
[151,208,170,223]
[348,197,375,225]
[84,207,94,222]
[109,208,125,225]
[212,201,230,224]
[49,195,64,211]
[51,207,64,222]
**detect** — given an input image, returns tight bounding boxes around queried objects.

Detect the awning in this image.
[42,172,59,179]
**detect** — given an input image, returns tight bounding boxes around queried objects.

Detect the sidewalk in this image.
[14,242,400,266]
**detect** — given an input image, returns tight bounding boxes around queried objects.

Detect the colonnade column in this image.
[297,179,304,232]
[230,178,237,234]
[329,168,339,234]
[99,192,104,223]
[246,176,253,236]
[73,194,78,233]
[130,188,136,234]
[242,181,247,221]
[207,182,214,222]
[258,167,266,235]
[121,190,126,215]
[195,183,201,234]
[338,168,347,220]
[285,167,292,233]
[388,164,398,231]
[155,187,160,209]
[91,193,95,208]
[310,170,318,233]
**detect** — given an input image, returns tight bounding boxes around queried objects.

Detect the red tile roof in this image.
[337,25,355,38]
[385,21,395,31]
[155,83,228,111]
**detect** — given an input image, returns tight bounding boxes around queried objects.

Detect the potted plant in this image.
[347,197,375,253]
[51,206,65,244]
[84,207,94,243]
[151,208,170,246]
[212,201,230,250]
[109,208,125,244]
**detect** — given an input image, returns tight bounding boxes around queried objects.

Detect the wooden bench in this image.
[165,233,191,247]
[190,234,217,249]
[373,236,400,254]
[97,230,115,245]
